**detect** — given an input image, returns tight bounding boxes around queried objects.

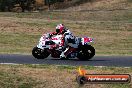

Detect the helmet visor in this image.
[56,29,60,33]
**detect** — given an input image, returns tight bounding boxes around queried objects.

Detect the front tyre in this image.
[32,46,50,59]
[77,45,95,61]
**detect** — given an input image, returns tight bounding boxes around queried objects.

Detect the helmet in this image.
[56,24,65,34]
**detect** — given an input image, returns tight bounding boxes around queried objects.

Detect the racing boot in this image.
[60,48,68,59]
[60,47,76,59]
[60,52,66,59]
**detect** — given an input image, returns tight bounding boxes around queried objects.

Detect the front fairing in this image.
[37,33,51,49]
[51,35,63,45]
[37,36,46,49]
[37,34,63,49]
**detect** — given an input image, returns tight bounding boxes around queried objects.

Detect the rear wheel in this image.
[77,45,95,61]
[32,46,50,59]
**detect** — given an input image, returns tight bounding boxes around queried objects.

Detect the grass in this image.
[0,33,40,54]
[0,64,131,88]
[0,67,37,88]
[0,10,131,55]
[0,1,131,88]
[66,0,132,11]
[0,1,131,56]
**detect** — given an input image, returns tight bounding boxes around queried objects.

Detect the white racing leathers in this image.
[60,29,79,58]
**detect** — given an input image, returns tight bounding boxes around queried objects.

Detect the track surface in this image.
[0,54,132,67]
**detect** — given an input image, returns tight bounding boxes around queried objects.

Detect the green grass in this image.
[0,64,131,88]
[0,69,37,88]
[0,11,131,55]
[104,84,131,88]
[0,33,40,54]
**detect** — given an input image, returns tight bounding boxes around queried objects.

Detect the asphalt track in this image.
[0,54,132,67]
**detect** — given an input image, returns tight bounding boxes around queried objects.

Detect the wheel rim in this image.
[34,48,42,56]
[82,48,94,57]
[86,49,92,56]
[77,45,95,60]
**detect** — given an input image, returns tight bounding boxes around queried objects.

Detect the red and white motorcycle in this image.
[32,33,95,60]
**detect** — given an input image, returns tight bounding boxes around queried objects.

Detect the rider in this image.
[50,24,78,59]
[50,24,65,36]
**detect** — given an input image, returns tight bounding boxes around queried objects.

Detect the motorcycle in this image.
[32,33,95,60]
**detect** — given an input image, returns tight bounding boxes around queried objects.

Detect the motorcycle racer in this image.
[32,24,95,60]
[60,30,79,59]
[49,24,66,37]
[49,24,78,59]
[49,24,66,49]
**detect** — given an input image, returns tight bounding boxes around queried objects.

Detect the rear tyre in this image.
[77,45,95,61]
[32,46,50,59]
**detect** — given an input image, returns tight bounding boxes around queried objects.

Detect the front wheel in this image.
[77,45,95,61]
[32,46,50,59]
